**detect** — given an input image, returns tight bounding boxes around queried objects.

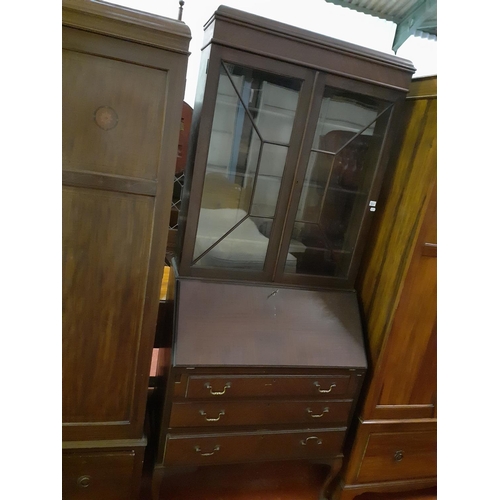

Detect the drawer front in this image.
[164,428,346,466]
[356,430,436,483]
[184,374,355,399]
[62,451,137,500]
[170,399,353,428]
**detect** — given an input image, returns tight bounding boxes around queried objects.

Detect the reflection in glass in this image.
[193,62,302,271]
[288,85,392,278]
[250,143,289,217]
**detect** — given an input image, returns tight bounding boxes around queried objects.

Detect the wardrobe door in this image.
[368,182,437,420]
[62,24,189,441]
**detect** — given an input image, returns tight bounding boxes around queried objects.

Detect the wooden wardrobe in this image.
[332,76,437,499]
[62,1,190,498]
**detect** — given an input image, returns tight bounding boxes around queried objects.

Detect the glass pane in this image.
[251,81,299,143]
[286,85,392,278]
[249,143,289,217]
[311,87,385,152]
[194,215,274,271]
[193,62,302,270]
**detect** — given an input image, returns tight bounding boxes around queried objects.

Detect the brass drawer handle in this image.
[194,444,220,456]
[199,409,225,422]
[301,436,323,445]
[77,475,91,488]
[204,382,231,395]
[314,381,337,393]
[394,450,404,462]
[306,406,330,418]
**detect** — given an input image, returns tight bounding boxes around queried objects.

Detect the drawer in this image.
[62,451,137,500]
[184,374,356,399]
[356,430,436,483]
[164,428,346,466]
[169,399,353,428]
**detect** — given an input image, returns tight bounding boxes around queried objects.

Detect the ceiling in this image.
[324,0,437,53]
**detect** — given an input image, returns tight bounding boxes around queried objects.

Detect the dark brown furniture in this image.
[331,77,437,499]
[153,6,417,499]
[62,1,190,498]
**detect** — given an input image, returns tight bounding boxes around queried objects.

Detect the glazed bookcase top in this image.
[177,6,415,289]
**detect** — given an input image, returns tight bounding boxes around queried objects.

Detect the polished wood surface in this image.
[174,279,367,368]
[62,2,190,498]
[370,183,436,419]
[62,0,189,445]
[164,428,346,466]
[334,76,437,499]
[356,81,437,363]
[63,438,146,500]
[141,460,436,500]
[178,373,359,399]
[62,187,153,426]
[62,0,191,54]
[207,6,415,90]
[169,399,353,428]
[63,451,137,500]
[62,49,167,180]
[355,430,436,483]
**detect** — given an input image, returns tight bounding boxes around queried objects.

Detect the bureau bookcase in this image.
[152,6,416,499]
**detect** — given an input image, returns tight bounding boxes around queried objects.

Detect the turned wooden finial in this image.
[178,0,185,21]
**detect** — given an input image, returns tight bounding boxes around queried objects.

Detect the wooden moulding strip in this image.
[62,0,191,54]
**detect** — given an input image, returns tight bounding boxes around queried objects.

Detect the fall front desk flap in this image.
[173,278,367,369]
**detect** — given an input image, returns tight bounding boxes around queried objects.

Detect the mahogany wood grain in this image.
[147,462,435,500]
[342,419,437,485]
[207,6,415,91]
[62,0,191,54]
[371,183,437,418]
[62,187,154,426]
[360,176,437,421]
[174,279,367,368]
[181,373,357,399]
[62,170,157,197]
[62,49,167,180]
[356,90,437,364]
[333,480,437,500]
[62,0,190,446]
[337,76,437,499]
[355,430,436,483]
[164,428,346,466]
[169,399,353,428]
[63,445,145,500]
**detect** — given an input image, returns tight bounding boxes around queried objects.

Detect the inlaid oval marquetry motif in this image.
[94,106,118,130]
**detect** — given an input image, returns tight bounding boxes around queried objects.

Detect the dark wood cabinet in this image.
[152,8,418,498]
[332,76,437,500]
[62,1,190,498]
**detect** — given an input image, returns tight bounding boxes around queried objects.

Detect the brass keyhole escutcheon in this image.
[77,475,91,488]
[394,450,404,462]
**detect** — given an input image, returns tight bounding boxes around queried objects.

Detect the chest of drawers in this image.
[153,278,367,498]
[164,370,364,466]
